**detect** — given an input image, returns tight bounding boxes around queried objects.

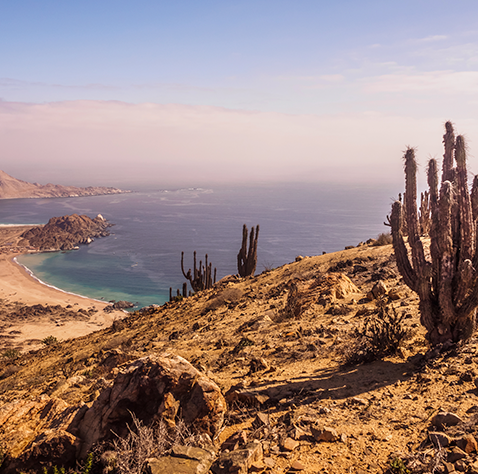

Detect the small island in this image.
[0,170,130,200]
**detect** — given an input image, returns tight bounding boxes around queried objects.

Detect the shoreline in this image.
[13,255,110,306]
[0,223,127,352]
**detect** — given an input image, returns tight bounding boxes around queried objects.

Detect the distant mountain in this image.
[0,170,130,200]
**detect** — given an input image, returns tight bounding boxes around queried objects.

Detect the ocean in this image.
[0,183,396,309]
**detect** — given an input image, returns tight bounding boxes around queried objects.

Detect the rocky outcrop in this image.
[0,170,129,200]
[76,353,226,457]
[20,214,113,250]
[1,354,226,472]
[0,395,84,472]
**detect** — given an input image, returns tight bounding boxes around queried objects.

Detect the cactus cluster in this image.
[181,251,216,293]
[391,122,478,344]
[237,224,260,278]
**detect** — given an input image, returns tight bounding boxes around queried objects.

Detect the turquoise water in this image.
[4,183,396,309]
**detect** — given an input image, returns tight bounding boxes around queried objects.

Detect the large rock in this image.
[212,441,263,474]
[20,214,113,250]
[145,446,215,474]
[77,353,226,457]
[284,273,359,318]
[0,395,84,472]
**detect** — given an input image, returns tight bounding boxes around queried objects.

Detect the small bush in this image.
[2,349,20,360]
[42,335,59,346]
[389,457,410,474]
[40,453,93,474]
[112,413,202,474]
[374,232,393,246]
[343,305,409,365]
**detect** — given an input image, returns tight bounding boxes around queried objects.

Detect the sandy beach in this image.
[0,225,126,352]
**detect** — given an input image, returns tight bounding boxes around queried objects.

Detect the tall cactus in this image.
[391,122,478,344]
[181,251,216,293]
[237,224,259,277]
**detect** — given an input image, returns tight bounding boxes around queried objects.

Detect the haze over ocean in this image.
[2,183,393,309]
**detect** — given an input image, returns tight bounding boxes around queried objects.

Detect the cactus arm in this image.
[455,136,475,262]
[237,224,259,277]
[428,159,440,295]
[390,201,417,291]
[181,251,192,280]
[436,181,456,325]
[442,121,455,182]
[403,148,428,277]
[237,224,248,277]
[471,175,478,222]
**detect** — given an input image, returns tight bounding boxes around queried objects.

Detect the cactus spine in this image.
[181,251,216,293]
[237,224,260,277]
[391,122,478,344]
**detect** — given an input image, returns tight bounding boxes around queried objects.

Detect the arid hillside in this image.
[0,170,129,200]
[1,242,478,473]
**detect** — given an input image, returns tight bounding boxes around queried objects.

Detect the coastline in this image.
[13,256,110,306]
[0,225,126,353]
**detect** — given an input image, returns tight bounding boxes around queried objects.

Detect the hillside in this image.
[0,170,129,200]
[19,214,112,250]
[1,242,478,473]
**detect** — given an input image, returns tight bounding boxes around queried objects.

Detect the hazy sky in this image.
[2,1,478,187]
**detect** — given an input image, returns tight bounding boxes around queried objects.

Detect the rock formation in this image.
[1,354,226,472]
[77,353,226,457]
[19,214,112,250]
[0,170,129,200]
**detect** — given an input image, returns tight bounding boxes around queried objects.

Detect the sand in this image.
[0,225,126,352]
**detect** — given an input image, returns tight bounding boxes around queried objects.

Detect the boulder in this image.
[431,411,464,429]
[8,430,80,474]
[0,395,84,472]
[212,441,263,474]
[145,446,215,474]
[77,354,226,457]
[367,280,388,300]
[311,425,339,442]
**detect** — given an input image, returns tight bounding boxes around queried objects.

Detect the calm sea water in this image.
[0,183,396,308]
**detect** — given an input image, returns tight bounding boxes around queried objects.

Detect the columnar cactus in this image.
[391,122,478,344]
[419,191,431,235]
[181,251,216,293]
[237,224,259,277]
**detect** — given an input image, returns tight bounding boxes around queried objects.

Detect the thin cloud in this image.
[364,70,478,94]
[416,35,448,43]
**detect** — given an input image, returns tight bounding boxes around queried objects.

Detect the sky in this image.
[2,0,478,187]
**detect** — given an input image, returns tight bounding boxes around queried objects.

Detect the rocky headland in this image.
[1,241,478,473]
[0,170,129,200]
[19,214,113,251]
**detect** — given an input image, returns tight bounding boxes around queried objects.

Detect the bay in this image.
[0,183,396,308]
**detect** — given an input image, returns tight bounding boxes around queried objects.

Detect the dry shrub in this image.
[374,232,393,246]
[343,305,409,365]
[111,413,204,474]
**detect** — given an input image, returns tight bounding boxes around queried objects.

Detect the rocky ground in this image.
[2,241,478,473]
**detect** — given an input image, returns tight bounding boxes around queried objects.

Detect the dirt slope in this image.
[1,242,478,473]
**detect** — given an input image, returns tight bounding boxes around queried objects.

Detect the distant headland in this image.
[0,170,130,200]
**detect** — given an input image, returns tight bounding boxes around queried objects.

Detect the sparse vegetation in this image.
[389,457,410,474]
[374,232,393,246]
[2,348,20,360]
[42,335,59,346]
[112,414,201,474]
[343,304,409,365]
